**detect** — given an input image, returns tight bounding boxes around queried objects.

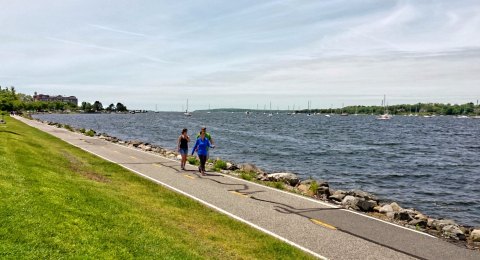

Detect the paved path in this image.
[15,116,479,260]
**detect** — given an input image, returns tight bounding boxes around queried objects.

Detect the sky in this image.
[1,0,480,111]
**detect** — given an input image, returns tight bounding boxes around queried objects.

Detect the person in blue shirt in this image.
[191,131,215,175]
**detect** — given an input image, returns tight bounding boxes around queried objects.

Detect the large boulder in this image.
[390,202,403,212]
[470,229,480,242]
[432,219,457,231]
[442,225,466,240]
[350,190,378,201]
[130,140,143,147]
[379,204,394,214]
[329,190,347,202]
[357,199,377,212]
[226,162,239,171]
[265,172,300,186]
[409,219,427,228]
[315,186,330,197]
[342,195,359,210]
[241,163,262,173]
[394,211,413,222]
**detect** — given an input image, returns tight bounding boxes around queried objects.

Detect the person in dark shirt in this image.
[177,128,190,170]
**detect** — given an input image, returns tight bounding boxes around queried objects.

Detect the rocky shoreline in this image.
[35,118,480,250]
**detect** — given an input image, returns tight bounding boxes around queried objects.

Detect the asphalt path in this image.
[15,116,479,260]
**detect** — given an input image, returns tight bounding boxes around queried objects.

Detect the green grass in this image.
[213,159,227,172]
[0,117,314,259]
[187,156,200,166]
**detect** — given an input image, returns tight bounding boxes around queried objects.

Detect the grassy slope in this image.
[0,117,314,259]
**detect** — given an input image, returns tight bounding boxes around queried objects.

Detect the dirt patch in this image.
[62,150,110,183]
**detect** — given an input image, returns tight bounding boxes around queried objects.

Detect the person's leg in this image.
[181,154,186,169]
[199,155,206,174]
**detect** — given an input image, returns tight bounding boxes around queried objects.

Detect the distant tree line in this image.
[0,85,127,113]
[300,103,480,116]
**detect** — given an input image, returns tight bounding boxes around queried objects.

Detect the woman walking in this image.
[191,131,214,175]
[177,128,190,170]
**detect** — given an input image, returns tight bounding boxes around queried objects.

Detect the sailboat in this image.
[184,99,192,116]
[207,104,211,114]
[340,103,348,116]
[376,95,392,120]
[473,100,480,119]
[268,102,273,116]
[155,104,159,113]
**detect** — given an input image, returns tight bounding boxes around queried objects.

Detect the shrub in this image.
[63,124,74,132]
[272,182,284,190]
[213,160,227,171]
[309,180,319,193]
[240,171,257,181]
[85,129,95,137]
[79,128,86,133]
[187,156,199,166]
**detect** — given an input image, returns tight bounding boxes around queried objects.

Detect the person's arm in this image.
[177,136,181,150]
[186,135,190,142]
[191,139,199,155]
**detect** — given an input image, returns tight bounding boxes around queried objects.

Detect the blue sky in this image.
[1,0,479,110]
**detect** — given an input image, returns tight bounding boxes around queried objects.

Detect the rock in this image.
[394,211,412,221]
[329,190,347,201]
[442,225,466,240]
[176,155,182,160]
[357,199,377,212]
[241,163,261,173]
[265,172,300,186]
[386,212,395,219]
[316,186,330,197]
[470,229,480,242]
[341,195,359,210]
[409,219,427,228]
[432,219,457,231]
[414,214,428,221]
[427,218,435,227]
[329,193,346,202]
[226,162,239,171]
[130,140,143,147]
[379,204,394,214]
[351,190,378,201]
[373,206,382,212]
[390,202,403,212]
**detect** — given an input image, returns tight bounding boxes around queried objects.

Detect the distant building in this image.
[33,92,78,106]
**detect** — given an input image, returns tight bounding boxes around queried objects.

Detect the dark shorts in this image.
[179,148,188,155]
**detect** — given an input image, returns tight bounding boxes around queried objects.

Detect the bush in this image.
[63,124,74,132]
[271,182,284,190]
[79,128,86,133]
[309,180,319,193]
[240,171,257,181]
[213,160,227,171]
[85,129,95,137]
[187,156,199,166]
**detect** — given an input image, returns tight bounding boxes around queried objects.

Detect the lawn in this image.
[0,116,315,259]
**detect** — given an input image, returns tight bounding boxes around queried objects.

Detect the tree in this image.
[106,103,115,112]
[116,102,127,112]
[93,101,103,112]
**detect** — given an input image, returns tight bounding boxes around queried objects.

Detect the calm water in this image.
[33,112,480,227]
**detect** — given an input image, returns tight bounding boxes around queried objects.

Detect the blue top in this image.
[191,137,213,156]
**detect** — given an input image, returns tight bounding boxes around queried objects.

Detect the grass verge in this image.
[0,116,314,259]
